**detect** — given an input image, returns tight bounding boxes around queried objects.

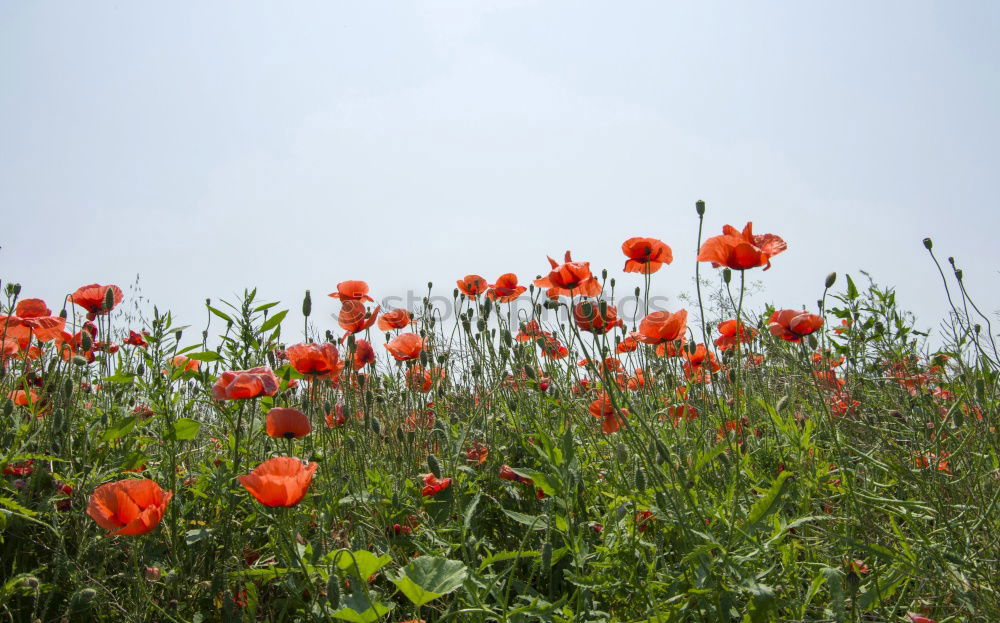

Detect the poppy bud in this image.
[599,300,608,317]
[302,290,312,317]
[136,363,145,376]
[722,268,732,284]
[103,287,116,312]
[427,454,441,478]
[347,334,356,348]
[500,329,512,347]
[807,335,818,349]
[370,417,381,435]
[206,298,211,307]
[476,319,486,332]
[4,399,13,417]
[325,330,335,342]
[326,574,341,608]
[427,282,433,290]
[955,269,963,281]
[634,467,646,491]
[610,278,615,288]
[453,288,459,299]
[634,287,640,298]
[695,199,705,216]
[11,283,21,296]
[615,443,628,463]
[72,588,97,609]
[71,355,88,366]
[81,331,93,352]
[655,491,669,511]
[601,269,608,280]
[63,377,74,397]
[174,330,182,343]
[540,541,552,572]
[825,272,837,289]
[59,308,67,319]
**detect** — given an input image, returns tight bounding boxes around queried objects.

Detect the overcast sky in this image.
[2,1,998,344]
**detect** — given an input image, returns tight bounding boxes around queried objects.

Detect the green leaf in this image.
[0,495,37,517]
[335,550,392,581]
[101,416,138,442]
[744,471,794,536]
[479,550,539,571]
[207,306,233,323]
[185,528,213,545]
[330,590,393,623]
[260,310,288,333]
[165,417,200,441]
[845,274,858,300]
[185,351,222,362]
[389,556,468,607]
[502,510,548,530]
[102,372,135,385]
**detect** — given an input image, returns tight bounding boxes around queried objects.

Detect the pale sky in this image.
[3,2,998,343]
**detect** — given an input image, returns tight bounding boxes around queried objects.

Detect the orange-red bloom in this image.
[420,473,452,497]
[456,275,488,298]
[637,310,688,346]
[124,330,148,348]
[352,339,376,369]
[573,301,624,335]
[616,333,640,354]
[68,284,124,316]
[166,355,200,373]
[87,479,172,536]
[466,442,489,465]
[338,301,380,335]
[0,299,67,347]
[487,273,527,303]
[714,320,757,351]
[533,251,601,299]
[385,333,423,361]
[212,366,280,400]
[621,237,673,274]
[499,464,533,485]
[768,310,824,342]
[286,342,341,376]
[589,392,627,434]
[328,280,374,302]
[377,309,411,332]
[239,457,318,507]
[265,408,311,439]
[697,223,786,271]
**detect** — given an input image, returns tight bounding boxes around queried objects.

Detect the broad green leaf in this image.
[389,556,468,607]
[185,351,222,362]
[502,510,548,530]
[102,372,135,385]
[101,416,138,442]
[260,310,288,333]
[335,550,391,581]
[744,471,794,535]
[166,417,200,441]
[330,591,393,623]
[207,306,232,323]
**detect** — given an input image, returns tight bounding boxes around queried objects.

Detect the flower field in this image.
[1,204,997,622]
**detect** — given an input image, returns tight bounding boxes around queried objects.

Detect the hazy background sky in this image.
[2,1,998,343]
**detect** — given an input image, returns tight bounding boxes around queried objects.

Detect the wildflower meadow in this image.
[1,203,997,622]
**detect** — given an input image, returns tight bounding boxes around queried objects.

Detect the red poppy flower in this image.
[402,408,435,431]
[533,251,602,299]
[239,457,318,507]
[9,389,40,408]
[87,479,172,536]
[588,393,627,434]
[626,368,653,390]
[328,280,374,302]
[538,335,569,360]
[338,301,380,335]
[907,612,937,623]
[515,320,546,342]
[287,343,341,376]
[621,237,673,274]
[616,333,640,354]
[456,275,488,298]
[3,459,33,476]
[635,510,654,532]
[499,464,533,485]
[211,366,280,400]
[682,344,721,380]
[351,339,376,369]
[0,299,67,346]
[68,284,124,317]
[265,408,311,439]
[487,274,527,303]
[466,442,489,465]
[667,403,699,422]
[420,473,451,497]
[376,309,411,332]
[637,310,688,346]
[768,310,824,342]
[124,330,149,348]
[166,355,200,373]
[385,333,423,361]
[713,320,757,351]
[697,222,786,271]
[573,301,624,335]
[326,405,347,428]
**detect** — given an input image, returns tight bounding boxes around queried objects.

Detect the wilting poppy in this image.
[352,339,376,369]
[420,473,452,497]
[499,464,533,485]
[328,280,374,302]
[487,274,527,303]
[768,310,823,342]
[212,366,280,400]
[621,237,673,274]
[239,457,318,507]
[286,343,341,376]
[68,284,124,317]
[124,330,148,348]
[87,479,172,536]
[573,301,624,335]
[697,222,786,271]
[377,309,411,332]
[637,310,688,346]
[265,408,311,439]
[385,333,423,361]
[466,442,489,465]
[456,275,488,298]
[714,320,757,351]
[533,251,602,299]
[589,393,627,434]
[338,301,380,335]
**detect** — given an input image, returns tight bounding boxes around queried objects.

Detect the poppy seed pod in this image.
[922,237,933,250]
[696,199,705,215]
[825,272,837,289]
[302,290,312,317]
